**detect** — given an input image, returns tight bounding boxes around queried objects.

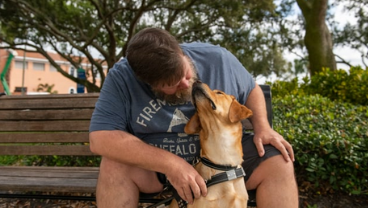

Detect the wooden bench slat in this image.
[0,95,98,110]
[0,120,90,132]
[0,109,94,121]
[0,145,94,155]
[0,166,99,171]
[0,176,97,193]
[0,166,99,178]
[242,120,253,130]
[0,93,99,100]
[0,132,89,143]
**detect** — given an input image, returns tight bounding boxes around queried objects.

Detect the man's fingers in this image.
[183,186,194,204]
[196,176,207,197]
[284,141,295,162]
[273,140,290,162]
[190,180,201,199]
[254,138,265,157]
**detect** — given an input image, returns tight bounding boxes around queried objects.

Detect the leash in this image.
[147,157,246,208]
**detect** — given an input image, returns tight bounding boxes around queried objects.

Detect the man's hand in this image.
[165,159,207,204]
[253,128,295,162]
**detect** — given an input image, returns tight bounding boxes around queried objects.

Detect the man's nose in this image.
[178,78,190,89]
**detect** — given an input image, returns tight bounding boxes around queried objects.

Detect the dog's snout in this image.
[193,80,202,88]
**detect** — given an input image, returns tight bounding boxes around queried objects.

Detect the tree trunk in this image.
[296,0,337,76]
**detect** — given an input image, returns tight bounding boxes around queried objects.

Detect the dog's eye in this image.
[216,92,223,95]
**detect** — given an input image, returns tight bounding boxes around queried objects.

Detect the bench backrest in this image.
[0,85,272,156]
[0,93,99,156]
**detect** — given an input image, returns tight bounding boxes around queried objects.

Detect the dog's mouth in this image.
[191,81,217,110]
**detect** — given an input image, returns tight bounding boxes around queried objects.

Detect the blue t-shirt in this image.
[89,42,255,162]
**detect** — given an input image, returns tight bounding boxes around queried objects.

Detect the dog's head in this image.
[185,81,253,135]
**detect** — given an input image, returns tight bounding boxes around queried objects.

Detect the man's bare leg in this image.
[96,157,164,208]
[246,155,299,208]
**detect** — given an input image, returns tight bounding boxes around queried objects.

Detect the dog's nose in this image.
[193,80,202,87]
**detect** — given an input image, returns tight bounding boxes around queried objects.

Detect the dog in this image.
[170,81,253,208]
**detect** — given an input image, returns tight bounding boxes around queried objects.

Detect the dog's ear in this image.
[229,100,253,123]
[184,112,202,134]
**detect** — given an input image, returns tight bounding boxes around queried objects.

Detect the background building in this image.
[0,49,106,95]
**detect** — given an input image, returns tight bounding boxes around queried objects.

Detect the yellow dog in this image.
[170,81,253,208]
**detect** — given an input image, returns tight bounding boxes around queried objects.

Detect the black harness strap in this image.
[170,157,246,208]
[205,167,246,187]
[200,157,238,171]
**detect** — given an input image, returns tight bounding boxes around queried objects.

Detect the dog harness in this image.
[170,157,246,208]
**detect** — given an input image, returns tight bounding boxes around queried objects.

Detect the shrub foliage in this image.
[269,66,368,105]
[308,67,368,105]
[273,94,368,195]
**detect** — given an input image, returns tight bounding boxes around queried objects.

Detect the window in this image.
[69,87,76,94]
[33,62,45,71]
[49,64,58,72]
[69,66,77,77]
[15,61,28,69]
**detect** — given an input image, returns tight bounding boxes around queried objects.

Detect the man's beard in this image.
[153,70,198,105]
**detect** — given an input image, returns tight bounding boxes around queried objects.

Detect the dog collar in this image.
[200,157,238,171]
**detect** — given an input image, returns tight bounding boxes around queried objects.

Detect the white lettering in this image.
[163,138,175,143]
[177,138,188,143]
[156,99,166,106]
[189,144,196,154]
[176,145,183,155]
[140,113,150,121]
[136,117,147,127]
[142,107,155,118]
[149,100,161,111]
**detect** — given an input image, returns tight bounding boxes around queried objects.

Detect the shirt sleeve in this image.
[222,46,255,104]
[89,63,131,132]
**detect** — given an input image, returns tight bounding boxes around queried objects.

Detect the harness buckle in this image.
[240,167,246,177]
[226,169,237,181]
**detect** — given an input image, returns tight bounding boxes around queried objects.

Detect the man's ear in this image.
[229,100,253,123]
[184,112,202,134]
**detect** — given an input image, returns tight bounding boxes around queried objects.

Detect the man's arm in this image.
[245,84,294,162]
[89,130,207,203]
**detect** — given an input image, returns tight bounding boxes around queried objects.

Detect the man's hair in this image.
[126,28,185,87]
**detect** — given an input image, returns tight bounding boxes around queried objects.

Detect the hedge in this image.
[273,94,368,195]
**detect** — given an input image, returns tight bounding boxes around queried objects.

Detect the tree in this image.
[213,28,291,79]
[0,0,284,92]
[295,0,337,76]
[37,83,58,94]
[333,0,368,68]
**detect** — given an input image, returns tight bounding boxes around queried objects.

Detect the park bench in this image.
[0,85,272,207]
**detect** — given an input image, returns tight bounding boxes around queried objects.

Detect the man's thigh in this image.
[241,133,282,182]
[99,157,164,194]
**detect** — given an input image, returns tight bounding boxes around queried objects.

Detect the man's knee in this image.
[98,157,163,193]
[264,155,296,180]
[246,155,296,189]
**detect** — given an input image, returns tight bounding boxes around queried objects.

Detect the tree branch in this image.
[335,53,353,67]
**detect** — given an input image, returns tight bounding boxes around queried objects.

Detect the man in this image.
[89,27,298,208]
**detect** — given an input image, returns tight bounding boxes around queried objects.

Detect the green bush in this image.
[268,66,368,106]
[0,155,100,167]
[21,155,101,167]
[307,66,368,105]
[273,94,368,195]
[266,77,308,98]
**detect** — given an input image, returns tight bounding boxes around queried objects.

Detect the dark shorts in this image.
[241,132,281,181]
[157,132,281,185]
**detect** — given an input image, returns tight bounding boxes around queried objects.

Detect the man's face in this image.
[152,56,198,104]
